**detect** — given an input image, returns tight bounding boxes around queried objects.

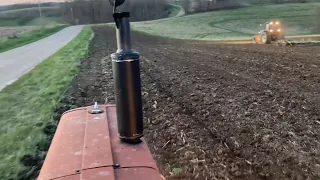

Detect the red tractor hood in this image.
[38,105,164,180]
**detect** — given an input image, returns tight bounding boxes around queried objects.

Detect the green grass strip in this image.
[0,26,93,180]
[0,25,68,53]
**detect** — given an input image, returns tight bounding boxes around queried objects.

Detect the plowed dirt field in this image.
[57,26,320,180]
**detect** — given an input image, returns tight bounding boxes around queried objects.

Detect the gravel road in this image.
[0,25,84,91]
[0,3,186,91]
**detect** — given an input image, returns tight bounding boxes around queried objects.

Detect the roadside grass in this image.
[0,26,93,180]
[132,3,320,40]
[0,25,68,53]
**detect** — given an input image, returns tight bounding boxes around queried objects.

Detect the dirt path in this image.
[59,26,320,180]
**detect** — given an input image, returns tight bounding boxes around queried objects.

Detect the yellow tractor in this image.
[253,21,285,44]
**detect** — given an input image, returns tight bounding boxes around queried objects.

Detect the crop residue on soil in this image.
[59,26,320,180]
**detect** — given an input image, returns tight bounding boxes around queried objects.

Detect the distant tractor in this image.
[253,21,285,44]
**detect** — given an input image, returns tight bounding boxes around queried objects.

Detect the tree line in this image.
[179,0,243,14]
[0,0,170,25]
[178,0,313,13]
[60,0,169,25]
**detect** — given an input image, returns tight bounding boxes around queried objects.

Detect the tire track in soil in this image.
[57,26,320,180]
[139,49,298,180]
[140,58,262,180]
[135,40,319,136]
[151,43,320,104]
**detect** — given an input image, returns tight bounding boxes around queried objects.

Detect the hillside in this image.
[132,3,320,40]
[0,6,63,26]
[0,1,174,27]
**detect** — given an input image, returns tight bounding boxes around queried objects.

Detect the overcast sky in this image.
[0,0,64,6]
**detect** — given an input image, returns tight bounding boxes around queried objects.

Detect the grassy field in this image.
[0,19,19,26]
[25,17,63,26]
[0,26,93,180]
[0,18,63,27]
[0,25,68,53]
[0,6,63,27]
[132,3,320,40]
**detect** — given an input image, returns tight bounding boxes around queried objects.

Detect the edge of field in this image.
[0,26,93,180]
[211,34,320,45]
